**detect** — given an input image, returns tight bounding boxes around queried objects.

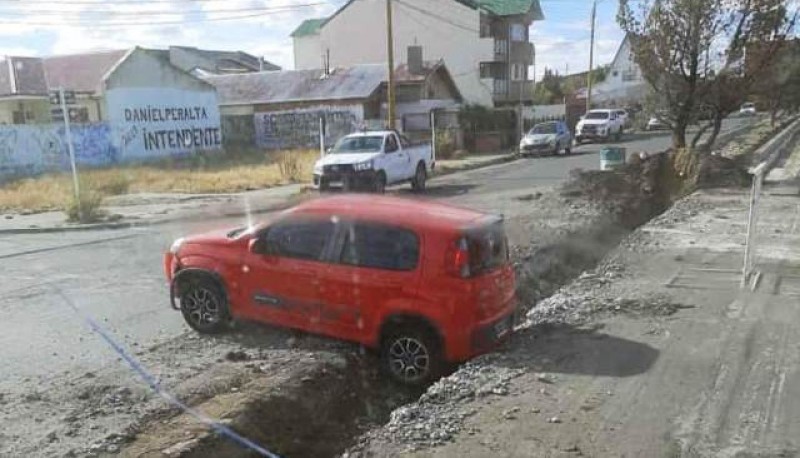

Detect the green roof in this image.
[291,18,326,38]
[458,0,543,18]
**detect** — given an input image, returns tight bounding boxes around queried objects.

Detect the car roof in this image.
[289,195,492,231]
[346,131,393,138]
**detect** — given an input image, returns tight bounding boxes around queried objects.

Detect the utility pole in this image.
[586,0,597,112]
[386,0,397,130]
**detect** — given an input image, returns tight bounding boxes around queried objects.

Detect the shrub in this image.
[435,129,457,159]
[277,151,303,182]
[65,190,105,223]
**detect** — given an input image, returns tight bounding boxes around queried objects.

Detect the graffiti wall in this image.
[0,123,117,179]
[106,87,223,159]
[254,105,363,150]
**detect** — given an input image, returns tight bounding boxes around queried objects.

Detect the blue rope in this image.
[55,288,280,458]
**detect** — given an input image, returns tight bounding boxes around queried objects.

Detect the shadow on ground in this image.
[495,323,659,378]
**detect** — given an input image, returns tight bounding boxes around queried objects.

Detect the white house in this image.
[591,34,649,107]
[291,0,544,107]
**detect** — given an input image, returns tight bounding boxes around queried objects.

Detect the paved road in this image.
[0,119,750,397]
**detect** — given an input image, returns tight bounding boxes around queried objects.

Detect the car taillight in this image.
[446,237,471,278]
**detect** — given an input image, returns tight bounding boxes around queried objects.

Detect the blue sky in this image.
[0,0,625,79]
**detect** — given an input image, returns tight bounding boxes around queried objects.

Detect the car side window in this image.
[340,223,419,271]
[385,135,399,153]
[263,219,334,261]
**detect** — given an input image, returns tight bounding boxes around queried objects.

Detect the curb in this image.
[0,156,518,235]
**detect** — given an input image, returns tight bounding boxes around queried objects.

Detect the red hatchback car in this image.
[164,195,517,384]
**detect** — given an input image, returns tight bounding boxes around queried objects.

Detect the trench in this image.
[186,154,684,458]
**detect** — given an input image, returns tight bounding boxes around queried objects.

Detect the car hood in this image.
[523,133,556,143]
[184,228,239,246]
[316,152,381,167]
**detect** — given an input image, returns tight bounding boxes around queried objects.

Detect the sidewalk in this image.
[0,154,513,234]
[353,144,800,456]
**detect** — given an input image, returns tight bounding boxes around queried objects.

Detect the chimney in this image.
[407,45,423,75]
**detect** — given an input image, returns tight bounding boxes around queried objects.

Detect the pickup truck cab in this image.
[313,130,434,193]
[576,109,625,144]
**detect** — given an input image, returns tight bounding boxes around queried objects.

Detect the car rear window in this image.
[340,222,419,271]
[465,220,509,276]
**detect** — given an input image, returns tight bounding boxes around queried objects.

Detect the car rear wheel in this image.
[381,326,441,385]
[411,163,427,193]
[179,278,229,334]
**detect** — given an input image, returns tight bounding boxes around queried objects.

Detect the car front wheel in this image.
[381,326,442,385]
[179,278,229,334]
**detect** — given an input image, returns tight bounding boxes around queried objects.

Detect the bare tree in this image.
[618,0,796,151]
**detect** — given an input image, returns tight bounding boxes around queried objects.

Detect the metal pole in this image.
[319,115,326,158]
[587,0,597,112]
[430,110,437,162]
[61,87,81,220]
[386,0,397,130]
[742,168,765,287]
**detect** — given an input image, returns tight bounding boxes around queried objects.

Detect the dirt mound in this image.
[695,154,752,188]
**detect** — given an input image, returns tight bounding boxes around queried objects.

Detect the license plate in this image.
[494,318,510,338]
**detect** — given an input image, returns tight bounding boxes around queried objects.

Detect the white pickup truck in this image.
[575,109,625,144]
[312,130,434,193]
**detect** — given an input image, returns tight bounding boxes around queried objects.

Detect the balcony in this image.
[510,41,534,65]
[492,80,534,104]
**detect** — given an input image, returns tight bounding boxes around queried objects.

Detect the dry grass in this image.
[0,149,319,213]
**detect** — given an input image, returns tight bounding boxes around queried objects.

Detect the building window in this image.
[480,14,492,38]
[494,78,509,94]
[480,62,494,78]
[495,39,508,56]
[511,63,526,81]
[510,24,527,42]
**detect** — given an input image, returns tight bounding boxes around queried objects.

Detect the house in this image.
[589,34,648,107]
[204,51,462,149]
[291,0,543,107]
[0,56,50,124]
[167,46,281,77]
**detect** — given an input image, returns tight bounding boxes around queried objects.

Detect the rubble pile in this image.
[354,362,524,450]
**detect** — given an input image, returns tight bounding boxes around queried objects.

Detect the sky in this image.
[0,0,625,79]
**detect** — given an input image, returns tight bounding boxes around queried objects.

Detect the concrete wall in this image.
[0,123,117,179]
[104,49,223,159]
[294,35,323,70]
[296,0,494,106]
[254,103,363,149]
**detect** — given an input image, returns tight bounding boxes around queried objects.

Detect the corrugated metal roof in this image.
[0,56,49,96]
[204,64,387,106]
[43,49,129,93]
[291,18,327,37]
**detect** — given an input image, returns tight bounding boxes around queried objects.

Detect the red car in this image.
[164,195,517,385]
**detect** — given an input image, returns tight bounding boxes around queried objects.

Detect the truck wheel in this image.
[373,172,386,194]
[553,142,561,156]
[179,277,229,334]
[411,163,427,192]
[381,326,442,385]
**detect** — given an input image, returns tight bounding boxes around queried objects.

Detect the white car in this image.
[740,102,757,116]
[646,116,669,131]
[575,109,625,144]
[313,130,434,193]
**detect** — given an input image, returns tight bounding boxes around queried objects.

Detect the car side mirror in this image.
[248,238,266,254]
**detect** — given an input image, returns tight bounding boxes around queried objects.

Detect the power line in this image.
[0,3,326,17]
[0,5,325,26]
[393,0,478,34]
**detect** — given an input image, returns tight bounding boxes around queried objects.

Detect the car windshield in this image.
[530,123,557,134]
[585,111,610,120]
[743,103,755,109]
[331,136,385,153]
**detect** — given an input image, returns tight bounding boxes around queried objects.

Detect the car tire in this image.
[552,142,560,156]
[373,172,386,194]
[342,176,354,193]
[319,178,330,193]
[179,277,229,334]
[411,163,427,193]
[381,326,442,386]
[565,144,572,155]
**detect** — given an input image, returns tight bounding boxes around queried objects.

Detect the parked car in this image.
[575,109,625,144]
[519,120,572,157]
[313,130,433,193]
[646,115,669,131]
[164,195,517,385]
[740,102,757,116]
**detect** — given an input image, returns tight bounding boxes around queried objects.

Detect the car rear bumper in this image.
[446,297,518,362]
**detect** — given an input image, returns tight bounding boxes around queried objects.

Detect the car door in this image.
[316,221,422,344]
[239,216,336,332]
[383,134,409,183]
